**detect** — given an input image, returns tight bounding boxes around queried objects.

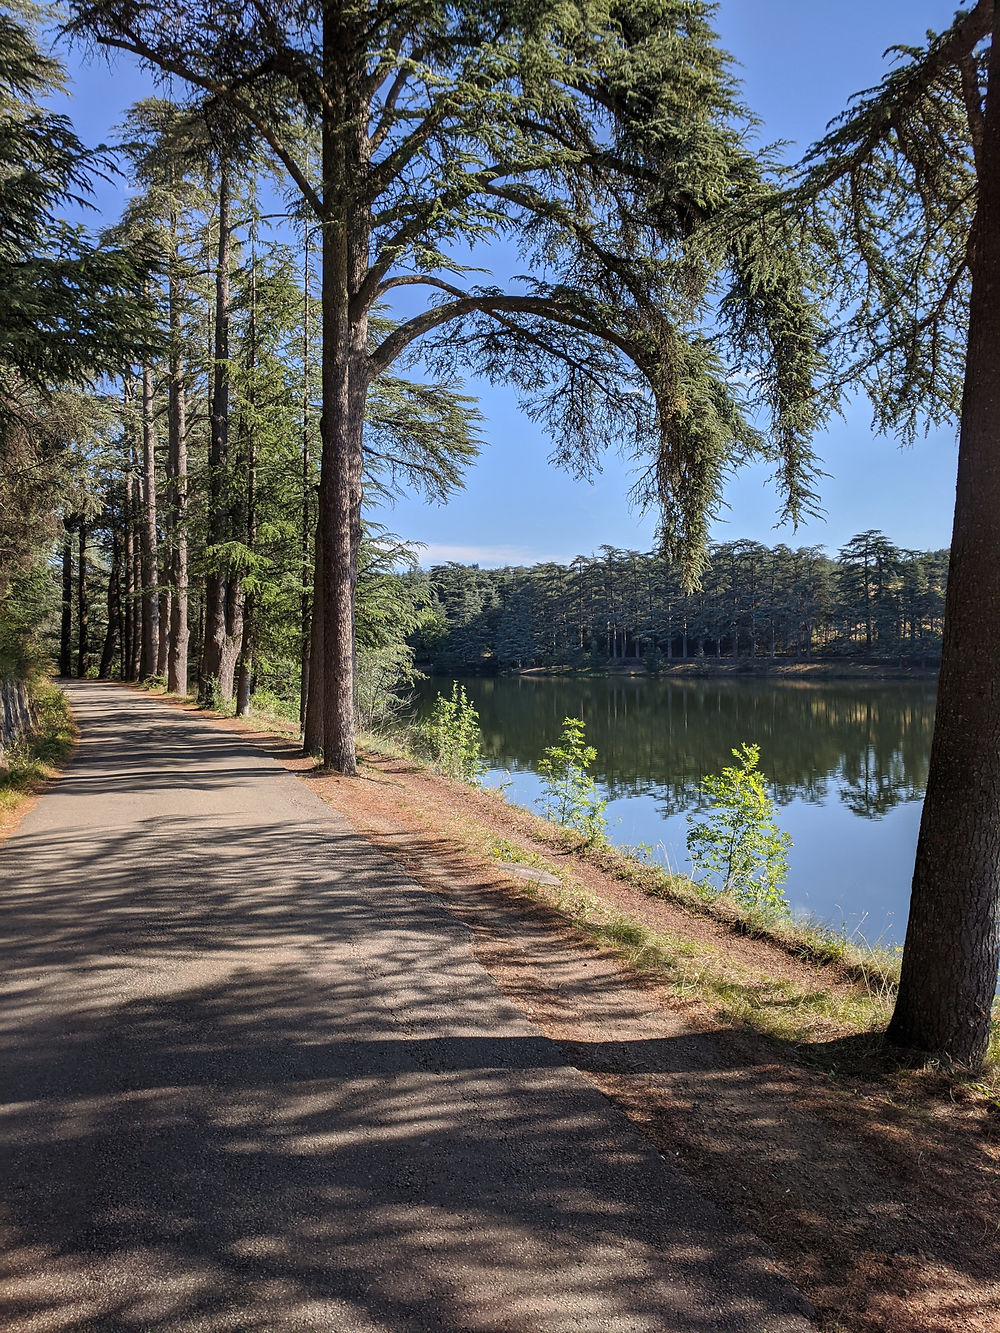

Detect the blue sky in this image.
[56,2,962,566]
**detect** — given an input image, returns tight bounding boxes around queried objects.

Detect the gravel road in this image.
[0,681,814,1331]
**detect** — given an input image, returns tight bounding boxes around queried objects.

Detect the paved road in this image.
[0,682,813,1332]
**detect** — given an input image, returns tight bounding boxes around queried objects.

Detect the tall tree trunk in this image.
[77,519,88,679]
[139,361,160,680]
[888,29,1000,1068]
[99,524,120,680]
[315,42,368,775]
[129,472,143,679]
[300,222,313,732]
[121,465,134,679]
[60,518,73,677]
[201,158,241,702]
[167,210,190,696]
[235,251,258,719]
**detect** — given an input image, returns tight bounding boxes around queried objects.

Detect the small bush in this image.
[417,681,483,782]
[538,715,607,843]
[686,742,792,910]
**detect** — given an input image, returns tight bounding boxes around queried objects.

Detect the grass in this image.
[479,795,904,995]
[473,832,895,1044]
[0,680,77,821]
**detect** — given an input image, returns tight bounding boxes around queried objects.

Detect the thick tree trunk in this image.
[167,225,190,696]
[314,37,368,775]
[887,30,1000,1068]
[300,224,313,732]
[201,160,242,703]
[139,362,160,679]
[60,519,73,677]
[77,519,88,679]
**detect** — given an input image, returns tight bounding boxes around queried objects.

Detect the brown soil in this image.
[121,690,1000,1332]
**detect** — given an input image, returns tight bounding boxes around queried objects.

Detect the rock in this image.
[502,862,561,887]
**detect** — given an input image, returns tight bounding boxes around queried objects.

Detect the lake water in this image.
[413,675,939,946]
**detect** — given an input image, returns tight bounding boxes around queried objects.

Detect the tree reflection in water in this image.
[418,676,935,822]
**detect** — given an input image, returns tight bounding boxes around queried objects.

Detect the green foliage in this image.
[200,675,235,715]
[789,8,986,438]
[686,743,791,909]
[538,715,607,843]
[418,535,946,672]
[417,681,483,783]
[67,0,833,586]
[0,13,155,389]
[0,681,74,814]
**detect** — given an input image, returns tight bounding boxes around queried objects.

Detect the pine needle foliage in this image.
[787,2,991,438]
[67,0,831,587]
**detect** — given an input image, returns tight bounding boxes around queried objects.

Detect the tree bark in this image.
[76,519,88,679]
[314,14,368,774]
[139,361,161,679]
[129,471,143,679]
[99,523,121,680]
[121,462,135,678]
[888,27,1000,1068]
[60,519,73,677]
[201,158,242,702]
[166,205,190,696]
[303,502,325,754]
[235,247,258,719]
[300,221,313,732]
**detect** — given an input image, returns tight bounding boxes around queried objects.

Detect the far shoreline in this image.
[419,660,941,683]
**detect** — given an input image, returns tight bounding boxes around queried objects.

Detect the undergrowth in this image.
[479,831,893,1044]
[0,681,76,819]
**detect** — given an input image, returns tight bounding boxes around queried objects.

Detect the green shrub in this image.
[538,715,607,843]
[418,681,483,782]
[686,742,792,910]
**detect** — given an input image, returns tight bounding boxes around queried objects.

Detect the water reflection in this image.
[430,676,936,818]
[414,676,938,943]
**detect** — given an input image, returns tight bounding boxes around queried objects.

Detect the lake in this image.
[413,674,939,946]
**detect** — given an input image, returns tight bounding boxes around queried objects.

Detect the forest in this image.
[3,0,1000,1068]
[416,535,949,673]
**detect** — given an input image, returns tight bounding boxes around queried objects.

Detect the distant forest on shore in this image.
[412,531,948,674]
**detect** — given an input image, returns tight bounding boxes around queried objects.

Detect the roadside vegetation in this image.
[0,682,76,825]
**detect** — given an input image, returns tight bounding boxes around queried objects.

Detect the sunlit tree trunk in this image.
[888,28,1000,1068]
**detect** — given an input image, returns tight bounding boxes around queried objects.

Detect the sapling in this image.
[686,742,792,909]
[538,716,607,843]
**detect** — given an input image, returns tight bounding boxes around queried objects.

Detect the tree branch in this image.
[368,291,640,377]
[67,27,323,216]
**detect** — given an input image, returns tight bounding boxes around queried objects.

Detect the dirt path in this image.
[0,681,813,1332]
